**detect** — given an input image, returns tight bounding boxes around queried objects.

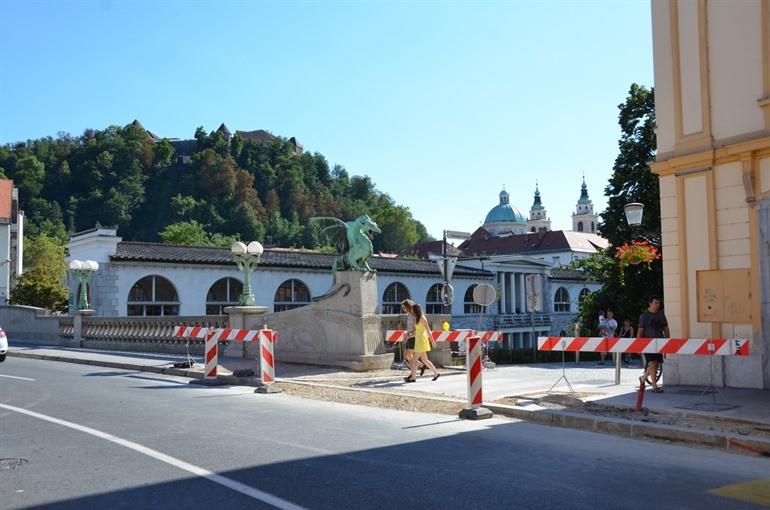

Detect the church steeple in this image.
[527,181,551,232]
[572,176,598,233]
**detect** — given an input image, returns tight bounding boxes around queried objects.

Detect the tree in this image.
[573,84,662,333]
[9,234,68,312]
[13,155,45,206]
[372,206,420,253]
[159,221,212,246]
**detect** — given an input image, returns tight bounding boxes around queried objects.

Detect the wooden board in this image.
[696,269,752,323]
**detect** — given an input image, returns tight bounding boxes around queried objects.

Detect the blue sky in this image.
[0,0,653,239]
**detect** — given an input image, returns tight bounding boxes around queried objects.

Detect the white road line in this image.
[0,403,306,510]
[0,374,36,381]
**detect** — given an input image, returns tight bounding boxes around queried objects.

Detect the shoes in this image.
[404,376,416,383]
[420,365,427,377]
[432,373,441,382]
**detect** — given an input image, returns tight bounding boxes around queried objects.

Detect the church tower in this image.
[526,182,551,232]
[572,177,598,233]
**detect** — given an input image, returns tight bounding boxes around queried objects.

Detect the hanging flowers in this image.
[614,241,660,285]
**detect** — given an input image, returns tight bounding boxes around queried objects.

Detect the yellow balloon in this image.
[442,322,450,331]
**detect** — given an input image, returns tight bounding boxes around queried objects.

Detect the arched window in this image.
[464,285,481,314]
[579,288,591,302]
[530,227,536,232]
[554,287,570,313]
[274,279,311,312]
[206,277,243,315]
[382,282,410,314]
[577,221,584,232]
[426,284,443,314]
[127,275,179,316]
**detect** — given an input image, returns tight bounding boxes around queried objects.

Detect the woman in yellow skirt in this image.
[404,304,440,383]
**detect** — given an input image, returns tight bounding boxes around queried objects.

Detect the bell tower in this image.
[527,182,551,232]
[572,177,598,233]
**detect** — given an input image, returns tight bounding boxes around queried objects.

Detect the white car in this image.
[0,328,7,362]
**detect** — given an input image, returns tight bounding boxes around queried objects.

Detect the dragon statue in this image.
[310,215,382,301]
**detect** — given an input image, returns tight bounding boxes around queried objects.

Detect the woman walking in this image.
[400,299,427,375]
[404,304,440,383]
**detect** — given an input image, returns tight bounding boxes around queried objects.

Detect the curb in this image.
[10,349,770,458]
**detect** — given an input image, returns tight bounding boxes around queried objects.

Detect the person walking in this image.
[598,310,617,365]
[400,299,427,375]
[619,319,634,365]
[638,296,670,393]
[404,304,439,383]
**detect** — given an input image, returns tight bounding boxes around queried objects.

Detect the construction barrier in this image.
[204,329,217,379]
[537,336,750,356]
[466,335,484,407]
[385,329,502,344]
[173,326,279,384]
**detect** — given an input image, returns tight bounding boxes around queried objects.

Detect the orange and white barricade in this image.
[537,336,750,356]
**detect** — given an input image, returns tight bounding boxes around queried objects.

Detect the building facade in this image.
[0,180,23,304]
[650,0,770,388]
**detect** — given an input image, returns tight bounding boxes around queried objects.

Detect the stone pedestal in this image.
[72,309,95,347]
[249,272,392,371]
[223,306,268,358]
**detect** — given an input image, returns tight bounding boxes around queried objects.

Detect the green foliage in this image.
[159,221,238,248]
[1,124,431,250]
[9,234,68,311]
[572,84,663,333]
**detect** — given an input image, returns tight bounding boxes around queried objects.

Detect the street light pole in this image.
[69,259,99,310]
[231,241,264,307]
[443,230,449,315]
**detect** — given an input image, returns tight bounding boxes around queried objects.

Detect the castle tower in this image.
[526,182,551,232]
[572,177,598,233]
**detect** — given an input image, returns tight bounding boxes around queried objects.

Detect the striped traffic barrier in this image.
[458,335,493,420]
[385,330,502,344]
[204,329,217,379]
[537,336,750,356]
[173,326,280,387]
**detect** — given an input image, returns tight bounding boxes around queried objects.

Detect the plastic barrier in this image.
[537,336,750,356]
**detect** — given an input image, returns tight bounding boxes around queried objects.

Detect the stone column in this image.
[224,306,269,358]
[499,272,507,315]
[518,273,526,314]
[72,309,95,347]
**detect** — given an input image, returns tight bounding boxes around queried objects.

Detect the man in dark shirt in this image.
[637,296,670,393]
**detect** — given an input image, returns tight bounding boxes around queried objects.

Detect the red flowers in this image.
[614,241,660,284]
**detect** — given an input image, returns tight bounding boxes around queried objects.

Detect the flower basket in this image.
[614,241,660,285]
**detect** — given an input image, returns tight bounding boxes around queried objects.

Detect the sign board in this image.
[696,269,752,323]
[441,283,454,306]
[525,274,543,312]
[473,284,497,307]
[430,254,458,282]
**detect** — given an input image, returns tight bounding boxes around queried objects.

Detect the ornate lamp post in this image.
[231,241,263,306]
[69,259,99,310]
[624,202,644,238]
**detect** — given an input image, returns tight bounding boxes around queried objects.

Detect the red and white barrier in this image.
[260,327,276,384]
[204,330,217,379]
[173,326,280,384]
[537,336,750,356]
[466,335,484,407]
[386,329,502,344]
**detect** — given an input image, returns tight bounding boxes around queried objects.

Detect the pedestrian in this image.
[619,319,634,364]
[598,310,617,365]
[400,299,426,375]
[638,296,669,393]
[404,303,440,383]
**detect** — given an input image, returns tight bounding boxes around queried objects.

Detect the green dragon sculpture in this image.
[310,215,381,301]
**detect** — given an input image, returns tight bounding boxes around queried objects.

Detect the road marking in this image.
[709,479,770,507]
[0,403,306,510]
[0,374,36,381]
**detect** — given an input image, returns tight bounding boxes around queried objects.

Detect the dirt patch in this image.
[276,381,465,416]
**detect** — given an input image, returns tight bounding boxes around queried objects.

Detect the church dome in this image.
[483,189,527,235]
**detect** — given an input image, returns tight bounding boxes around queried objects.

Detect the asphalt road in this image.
[1,357,768,510]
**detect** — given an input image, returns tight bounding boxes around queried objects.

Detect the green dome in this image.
[484,190,526,225]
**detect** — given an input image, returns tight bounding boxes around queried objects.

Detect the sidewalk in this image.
[6,343,770,457]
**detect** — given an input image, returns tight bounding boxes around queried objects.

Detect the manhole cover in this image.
[0,458,28,471]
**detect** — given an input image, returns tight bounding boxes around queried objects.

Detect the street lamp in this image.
[441,230,472,314]
[231,241,263,306]
[69,259,99,310]
[624,202,644,237]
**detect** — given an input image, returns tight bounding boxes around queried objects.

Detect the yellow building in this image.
[651,0,770,388]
